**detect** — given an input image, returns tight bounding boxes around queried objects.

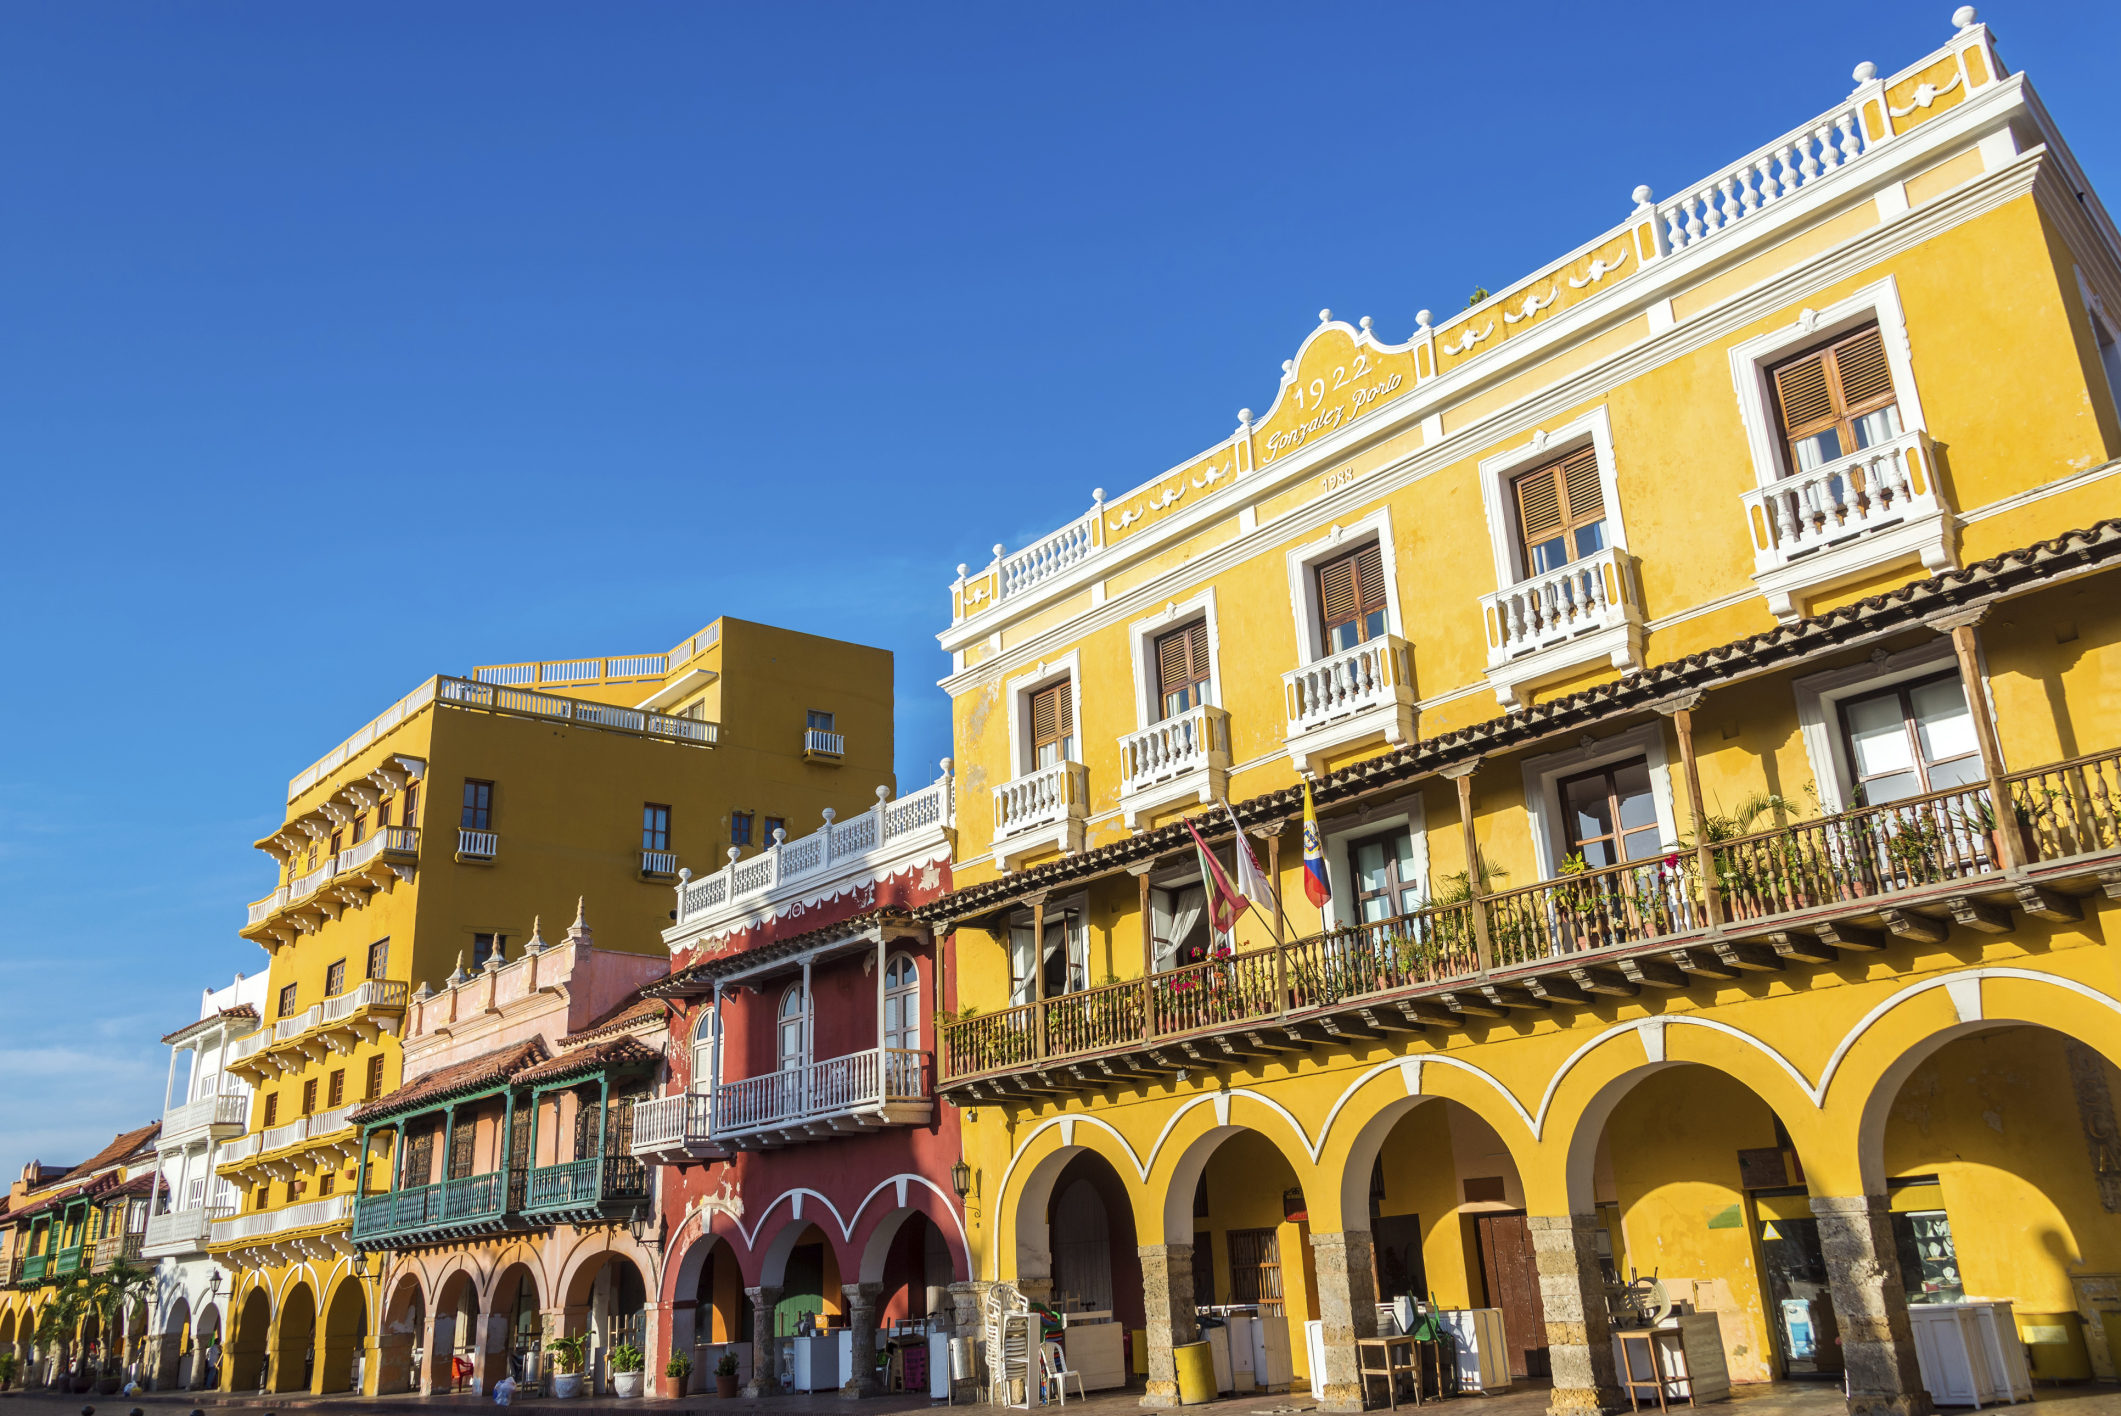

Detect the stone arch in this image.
[228,1283,270,1391]
[852,1180,968,1287]
[1151,1113,1313,1245]
[752,1214,845,1291]
[317,1274,367,1394]
[1320,1055,1547,1233]
[270,1281,316,1394]
[162,1292,191,1338]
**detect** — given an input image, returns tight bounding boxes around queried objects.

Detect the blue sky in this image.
[1,1,2114,1178]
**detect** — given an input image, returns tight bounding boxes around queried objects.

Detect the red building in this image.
[631,771,964,1395]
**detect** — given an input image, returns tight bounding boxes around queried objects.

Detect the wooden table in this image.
[1356,1335,1424,1410]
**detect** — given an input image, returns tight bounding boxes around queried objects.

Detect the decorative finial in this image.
[940,756,953,775]
[1631,185,1654,206]
[822,807,837,825]
[1415,310,1432,329]
[566,899,593,947]
[991,543,1004,560]
[727,846,741,863]
[956,562,967,577]
[1318,308,1332,324]
[1359,316,1373,334]
[678,867,690,883]
[483,943,503,973]
[771,827,786,846]
[1952,5,1977,30]
[525,916,546,953]
[415,980,432,1000]
[876,784,892,802]
[1092,487,1104,503]
[1853,61,1877,82]
[1281,359,1294,375]
[1236,408,1252,428]
[449,951,467,985]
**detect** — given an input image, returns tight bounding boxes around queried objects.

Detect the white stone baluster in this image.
[1817,123,1843,174]
[1838,113,1863,165]
[1680,195,1704,245]
[1717,176,1741,228]
[1664,203,1688,252]
[1799,133,1823,185]
[1775,143,1800,197]
[1743,161,1768,215]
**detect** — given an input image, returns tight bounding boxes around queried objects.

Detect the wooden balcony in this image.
[353,1169,525,1249]
[91,1231,144,1271]
[938,746,2121,1098]
[520,1155,650,1227]
[709,1048,931,1151]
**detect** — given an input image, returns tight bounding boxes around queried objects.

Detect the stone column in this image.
[470,1310,510,1394]
[1138,1243,1198,1409]
[421,1311,455,1395]
[1310,1230,1380,1412]
[1530,1214,1620,1416]
[1813,1196,1935,1416]
[743,1285,781,1396]
[841,1282,884,1398]
[373,1319,414,1394]
[149,1332,182,1391]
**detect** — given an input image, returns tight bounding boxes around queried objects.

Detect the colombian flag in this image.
[1301,780,1331,908]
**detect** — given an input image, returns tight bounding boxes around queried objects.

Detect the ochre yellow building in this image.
[926,16,2121,1416]
[203,617,895,1394]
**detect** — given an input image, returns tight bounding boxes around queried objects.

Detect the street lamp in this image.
[950,1160,972,1200]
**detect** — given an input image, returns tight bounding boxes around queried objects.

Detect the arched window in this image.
[777,985,808,1071]
[883,954,920,1052]
[690,1005,717,1095]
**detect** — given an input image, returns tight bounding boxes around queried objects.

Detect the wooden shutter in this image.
[574,1094,600,1159]
[1772,354,1837,437]
[1154,621,1211,712]
[1031,681,1073,751]
[449,1118,475,1179]
[1560,446,1603,520]
[1771,324,1898,445]
[1318,544,1388,642]
[1835,328,1894,408]
[1227,1228,1286,1314]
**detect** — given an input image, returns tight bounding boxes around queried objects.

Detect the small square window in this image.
[765,815,787,844]
[302,1079,318,1115]
[324,959,346,998]
[365,939,390,981]
[327,1069,346,1108]
[263,1093,279,1128]
[318,1171,335,1197]
[472,933,506,968]
[277,983,298,1018]
[806,710,836,732]
[642,804,672,852]
[461,780,494,831]
[731,811,754,848]
[365,1055,386,1100]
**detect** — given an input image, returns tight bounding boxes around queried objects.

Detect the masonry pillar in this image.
[1531,1214,1621,1416]
[149,1331,182,1391]
[469,1309,509,1394]
[840,1282,883,1398]
[420,1311,455,1395]
[1813,1196,1935,1416]
[374,1318,414,1394]
[1138,1243,1198,1409]
[743,1286,781,1396]
[1309,1230,1380,1412]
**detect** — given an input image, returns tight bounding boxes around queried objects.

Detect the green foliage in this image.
[547,1334,587,1375]
[665,1353,693,1379]
[715,1349,741,1377]
[609,1343,645,1374]
[1466,287,1490,308]
[0,1350,18,1386]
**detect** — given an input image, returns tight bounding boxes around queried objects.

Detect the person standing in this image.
[202,1340,221,1391]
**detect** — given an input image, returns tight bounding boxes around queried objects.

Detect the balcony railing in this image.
[939,746,2121,1088]
[144,1206,233,1257]
[1284,635,1413,738]
[1743,429,1942,572]
[92,1231,144,1271]
[339,825,419,874]
[353,1170,521,1246]
[163,1091,250,1141]
[259,1103,358,1155]
[227,1031,267,1064]
[436,675,718,745]
[630,1092,724,1163]
[993,761,1088,839]
[457,828,498,861]
[211,1193,354,1246]
[523,1155,650,1216]
[274,1005,320,1042]
[247,887,289,926]
[1480,547,1640,666]
[290,857,337,902]
[804,728,846,759]
[714,1047,931,1144]
[640,849,679,879]
[675,772,955,925]
[1118,704,1230,798]
[216,1132,261,1166]
[52,1244,86,1277]
[322,978,409,1024]
[19,1253,49,1285]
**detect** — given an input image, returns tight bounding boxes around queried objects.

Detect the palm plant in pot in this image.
[715,1347,741,1398]
[609,1342,645,1398]
[547,1335,586,1399]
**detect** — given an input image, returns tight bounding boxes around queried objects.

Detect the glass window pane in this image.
[1853,404,1902,449]
[1529,535,1568,574]
[1847,693,1916,776]
[1360,896,1391,924]
[1355,840,1389,893]
[1564,776,1613,844]
[1613,761,1658,832]
[1579,839,1617,869]
[1793,428,1842,471]
[1572,519,1607,561]
[1909,679,1977,766]
[1393,832,1417,881]
[1363,609,1387,642]
[1927,754,1985,791]
[1620,825,1665,862]
[1863,770,1923,805]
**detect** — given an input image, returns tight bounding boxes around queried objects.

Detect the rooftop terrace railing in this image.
[938,744,2121,1086]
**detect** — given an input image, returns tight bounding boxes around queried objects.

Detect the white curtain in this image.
[1010,925,1037,1005]
[1154,886,1206,971]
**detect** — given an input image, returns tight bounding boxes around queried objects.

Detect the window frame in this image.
[1320,804,1429,930]
[1793,639,2000,814]
[730,811,754,848]
[365,939,390,981]
[1518,721,1681,881]
[1152,619,1215,720]
[1511,444,1609,576]
[642,803,672,853]
[1766,322,1905,478]
[461,779,494,832]
[1282,510,1405,666]
[1836,669,1982,806]
[324,959,346,999]
[882,952,921,1052]
[806,709,836,732]
[277,983,299,1019]
[1726,277,1927,493]
[1476,406,1628,589]
[1555,756,1667,869]
[1004,650,1083,777]
[1027,679,1076,769]
[1314,542,1391,654]
[1125,589,1222,731]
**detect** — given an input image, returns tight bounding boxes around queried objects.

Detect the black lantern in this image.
[951,1160,972,1199]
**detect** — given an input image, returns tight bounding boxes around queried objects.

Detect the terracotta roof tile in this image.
[514,1036,661,1087]
[162,1004,262,1046]
[558,992,666,1047]
[57,1123,162,1184]
[348,1039,547,1124]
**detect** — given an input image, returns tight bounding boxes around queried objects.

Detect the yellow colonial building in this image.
[926,13,2121,1416]
[203,617,895,1394]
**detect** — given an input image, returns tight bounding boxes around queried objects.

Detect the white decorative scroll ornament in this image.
[1797,307,1822,333]
[1147,480,1185,511]
[1440,321,1494,356]
[1502,285,1557,324]
[1191,458,1233,490]
[1889,72,1962,118]
[1567,246,1633,289]
[1108,505,1142,532]
[1529,428,1550,453]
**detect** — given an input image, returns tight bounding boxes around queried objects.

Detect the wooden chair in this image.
[1617,1329,1692,1414]
[1356,1334,1423,1411]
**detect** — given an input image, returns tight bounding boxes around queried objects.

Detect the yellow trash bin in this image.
[2019,1312,2092,1382]
[1174,1340,1217,1405]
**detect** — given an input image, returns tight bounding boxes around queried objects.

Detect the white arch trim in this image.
[1532,1016,1822,1135]
[666,1173,970,1273]
[1816,966,2121,1102]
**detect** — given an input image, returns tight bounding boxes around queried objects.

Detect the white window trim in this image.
[1283,509,1405,666]
[883,950,920,1050]
[1126,588,1222,729]
[2074,265,2121,428]
[1003,649,1084,778]
[1792,639,1997,814]
[1520,722,1682,882]
[1321,800,1429,929]
[1727,276,1929,490]
[1476,405,1629,589]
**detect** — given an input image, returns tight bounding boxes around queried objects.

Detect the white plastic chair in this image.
[1041,1341,1086,1406]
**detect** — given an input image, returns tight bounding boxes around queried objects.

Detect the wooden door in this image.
[1475,1212,1549,1378]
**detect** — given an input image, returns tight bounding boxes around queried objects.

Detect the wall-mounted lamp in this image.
[951,1160,972,1200]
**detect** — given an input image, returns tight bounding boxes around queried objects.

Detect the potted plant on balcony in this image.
[664,1351,692,1397]
[715,1347,741,1398]
[547,1335,585,1399]
[609,1342,645,1398]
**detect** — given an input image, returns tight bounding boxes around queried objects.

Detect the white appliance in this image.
[1305,1320,1326,1399]
[1910,1301,2033,1407]
[1437,1307,1512,1393]
[790,1334,840,1392]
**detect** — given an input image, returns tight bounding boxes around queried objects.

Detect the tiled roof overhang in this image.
[643,907,921,1000]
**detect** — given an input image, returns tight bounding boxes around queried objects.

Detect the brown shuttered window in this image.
[1513,446,1607,576]
[1030,680,1075,768]
[327,1069,346,1108]
[1770,324,1902,475]
[325,959,346,999]
[448,1119,476,1179]
[365,1054,386,1100]
[1317,543,1388,652]
[1227,1228,1286,1316]
[1154,621,1212,719]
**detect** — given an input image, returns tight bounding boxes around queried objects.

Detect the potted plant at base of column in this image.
[609,1343,645,1398]
[664,1352,693,1398]
[547,1336,586,1399]
[716,1348,741,1398]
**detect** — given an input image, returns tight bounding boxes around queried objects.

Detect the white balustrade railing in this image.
[1000,510,1100,601]
[713,1048,929,1138]
[274,1005,322,1043]
[1652,99,1870,255]
[458,828,499,860]
[246,887,289,926]
[310,1103,357,1136]
[1284,635,1414,737]
[226,1031,266,1064]
[164,1091,249,1139]
[674,773,955,924]
[144,1205,233,1254]
[288,679,437,803]
[1118,704,1230,796]
[211,1193,352,1244]
[438,676,718,746]
[261,1116,307,1152]
[1741,429,1941,571]
[216,1132,261,1164]
[630,1093,716,1155]
[804,728,845,756]
[321,978,409,1024]
[335,825,415,873]
[992,761,1089,840]
[1479,547,1639,666]
[641,850,679,877]
[290,858,336,902]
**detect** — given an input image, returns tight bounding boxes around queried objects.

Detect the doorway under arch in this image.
[272,1282,317,1394]
[319,1279,367,1393]
[228,1286,270,1393]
